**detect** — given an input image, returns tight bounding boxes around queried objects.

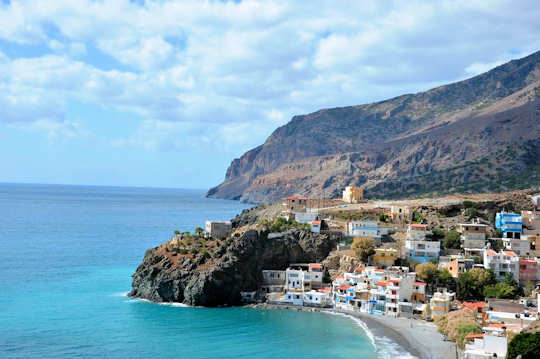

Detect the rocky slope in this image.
[208,51,540,203]
[129,229,341,306]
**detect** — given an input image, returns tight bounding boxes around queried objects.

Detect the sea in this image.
[0,183,411,359]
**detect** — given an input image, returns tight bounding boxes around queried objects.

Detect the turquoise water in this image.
[0,184,377,358]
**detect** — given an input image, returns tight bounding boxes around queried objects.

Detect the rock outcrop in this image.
[208,50,540,203]
[129,229,341,306]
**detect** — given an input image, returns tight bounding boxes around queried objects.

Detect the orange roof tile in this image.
[309,263,322,269]
[503,251,517,257]
[335,275,344,280]
[410,224,428,228]
[354,267,365,273]
[375,281,388,286]
[463,302,487,311]
[374,269,384,272]
[485,250,497,256]
[338,285,351,290]
[311,220,321,225]
[413,281,426,286]
[318,287,331,292]
[465,334,484,339]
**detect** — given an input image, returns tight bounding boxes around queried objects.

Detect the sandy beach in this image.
[247,303,457,359]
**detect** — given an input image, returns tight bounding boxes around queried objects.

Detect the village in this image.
[204,187,540,359]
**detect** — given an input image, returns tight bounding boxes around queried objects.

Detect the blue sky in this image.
[1,0,539,189]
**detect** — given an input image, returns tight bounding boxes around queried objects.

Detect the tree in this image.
[507,332,540,359]
[351,236,375,263]
[457,268,496,301]
[416,262,439,289]
[443,230,461,249]
[437,269,457,292]
[379,214,389,223]
[174,230,180,236]
[195,227,204,237]
[431,228,445,240]
[484,273,520,299]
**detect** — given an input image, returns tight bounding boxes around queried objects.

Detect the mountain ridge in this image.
[208,51,540,203]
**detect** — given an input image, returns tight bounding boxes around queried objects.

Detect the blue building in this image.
[495,212,522,239]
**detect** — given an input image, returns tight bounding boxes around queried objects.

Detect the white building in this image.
[205,221,232,238]
[463,333,507,359]
[348,220,382,242]
[430,290,455,319]
[483,250,519,282]
[303,290,332,307]
[294,212,318,224]
[311,220,321,233]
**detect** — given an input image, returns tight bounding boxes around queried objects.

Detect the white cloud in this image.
[0,0,538,155]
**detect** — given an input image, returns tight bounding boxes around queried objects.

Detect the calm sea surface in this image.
[0,183,377,359]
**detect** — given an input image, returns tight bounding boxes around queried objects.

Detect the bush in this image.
[351,236,375,263]
[508,332,540,359]
[178,248,187,255]
[190,247,199,255]
[456,322,482,349]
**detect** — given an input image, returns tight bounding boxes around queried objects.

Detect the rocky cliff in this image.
[207,51,540,203]
[129,229,341,306]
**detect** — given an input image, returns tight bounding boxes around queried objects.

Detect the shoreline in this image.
[245,303,456,359]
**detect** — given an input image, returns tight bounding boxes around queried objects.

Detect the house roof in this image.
[318,287,331,292]
[338,285,351,290]
[465,334,484,340]
[309,263,322,269]
[410,224,428,228]
[413,282,426,286]
[463,302,487,311]
[335,275,344,280]
[503,251,517,257]
[488,323,520,329]
[354,267,364,273]
[375,281,388,286]
[311,220,321,225]
[485,249,497,256]
[285,195,308,201]
[374,268,384,272]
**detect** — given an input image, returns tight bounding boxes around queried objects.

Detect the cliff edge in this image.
[129,229,340,306]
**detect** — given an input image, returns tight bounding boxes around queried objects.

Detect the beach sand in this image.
[247,304,456,359]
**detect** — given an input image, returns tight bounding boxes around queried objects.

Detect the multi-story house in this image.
[347,220,382,243]
[390,206,411,224]
[283,195,308,212]
[261,270,286,293]
[501,237,531,256]
[518,259,540,282]
[483,250,519,282]
[371,281,388,314]
[522,210,540,256]
[445,257,475,278]
[384,277,414,317]
[458,222,487,256]
[405,224,440,263]
[372,248,398,267]
[430,290,455,319]
[495,212,522,239]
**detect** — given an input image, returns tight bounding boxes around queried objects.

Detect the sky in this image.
[1,0,539,189]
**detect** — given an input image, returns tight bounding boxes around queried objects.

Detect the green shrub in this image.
[190,247,199,255]
[508,332,540,359]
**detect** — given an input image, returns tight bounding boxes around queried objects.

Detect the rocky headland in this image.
[129,228,341,306]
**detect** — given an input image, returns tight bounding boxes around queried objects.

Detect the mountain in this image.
[207,51,540,203]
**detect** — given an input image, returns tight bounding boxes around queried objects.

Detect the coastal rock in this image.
[129,229,341,306]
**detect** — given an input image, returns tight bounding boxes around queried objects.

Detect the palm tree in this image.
[195,227,204,237]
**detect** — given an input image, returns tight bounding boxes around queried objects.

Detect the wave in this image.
[322,310,418,359]
[110,291,130,297]
[122,296,192,307]
[321,311,376,349]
